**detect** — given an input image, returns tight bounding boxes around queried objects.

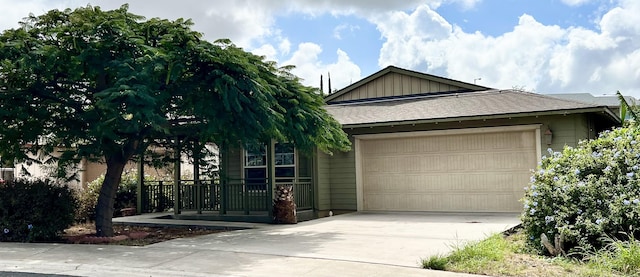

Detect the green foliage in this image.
[581,234,640,276]
[422,234,513,272]
[0,5,349,234]
[522,123,640,254]
[422,254,448,270]
[617,91,638,121]
[0,179,77,242]
[76,170,146,222]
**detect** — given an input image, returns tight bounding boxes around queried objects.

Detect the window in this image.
[243,142,295,189]
[274,143,295,180]
[244,144,267,190]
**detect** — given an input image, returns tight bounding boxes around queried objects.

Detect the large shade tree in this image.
[0,5,350,236]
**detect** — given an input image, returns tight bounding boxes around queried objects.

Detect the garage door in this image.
[360,128,538,212]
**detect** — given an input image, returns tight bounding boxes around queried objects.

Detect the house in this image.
[140,66,620,222]
[545,93,637,119]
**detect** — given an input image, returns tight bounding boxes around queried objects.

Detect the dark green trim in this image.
[136,156,143,215]
[173,138,181,215]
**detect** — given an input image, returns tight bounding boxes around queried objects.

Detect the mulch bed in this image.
[63,223,226,246]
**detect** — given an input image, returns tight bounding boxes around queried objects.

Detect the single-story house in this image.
[147,65,619,222]
[318,66,619,214]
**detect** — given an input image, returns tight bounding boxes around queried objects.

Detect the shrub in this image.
[522,123,640,254]
[0,179,77,242]
[76,169,147,222]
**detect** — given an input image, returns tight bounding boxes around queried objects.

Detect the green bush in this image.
[76,170,141,222]
[522,124,640,254]
[0,179,77,242]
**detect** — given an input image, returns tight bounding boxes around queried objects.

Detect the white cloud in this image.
[448,0,483,10]
[560,0,595,6]
[251,44,279,63]
[5,0,637,97]
[371,1,640,96]
[0,0,75,31]
[0,0,278,48]
[282,43,361,91]
[278,38,291,56]
[333,23,361,39]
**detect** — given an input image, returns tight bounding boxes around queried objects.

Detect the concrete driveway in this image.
[0,212,520,277]
[152,212,520,267]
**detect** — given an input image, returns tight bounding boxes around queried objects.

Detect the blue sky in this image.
[1,0,638,96]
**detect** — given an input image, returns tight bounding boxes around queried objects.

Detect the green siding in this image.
[298,153,313,177]
[316,150,332,210]
[546,114,589,152]
[328,138,357,210]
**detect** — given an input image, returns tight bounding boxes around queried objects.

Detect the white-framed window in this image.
[243,142,295,189]
[274,143,295,180]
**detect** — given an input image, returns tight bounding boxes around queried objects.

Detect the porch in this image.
[138,177,314,223]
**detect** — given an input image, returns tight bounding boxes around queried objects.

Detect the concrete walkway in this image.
[0,212,520,277]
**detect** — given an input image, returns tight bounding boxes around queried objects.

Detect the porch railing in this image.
[141,177,313,214]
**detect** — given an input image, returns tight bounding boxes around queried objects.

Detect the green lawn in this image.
[422,229,639,277]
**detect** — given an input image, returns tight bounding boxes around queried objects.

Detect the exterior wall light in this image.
[544,128,553,146]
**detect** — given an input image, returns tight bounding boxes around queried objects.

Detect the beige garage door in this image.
[361,129,538,212]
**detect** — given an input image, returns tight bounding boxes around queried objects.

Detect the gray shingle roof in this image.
[545,93,637,107]
[325,89,615,126]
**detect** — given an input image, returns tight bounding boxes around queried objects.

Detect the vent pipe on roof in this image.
[328,72,332,94]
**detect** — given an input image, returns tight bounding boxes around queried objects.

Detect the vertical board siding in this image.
[331,72,467,102]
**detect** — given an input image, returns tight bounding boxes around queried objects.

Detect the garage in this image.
[357,126,539,212]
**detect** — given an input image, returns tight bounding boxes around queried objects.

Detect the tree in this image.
[0,5,350,236]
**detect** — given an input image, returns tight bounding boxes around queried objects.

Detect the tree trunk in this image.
[273,184,297,224]
[95,155,127,237]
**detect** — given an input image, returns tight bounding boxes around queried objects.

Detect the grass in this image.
[422,229,640,277]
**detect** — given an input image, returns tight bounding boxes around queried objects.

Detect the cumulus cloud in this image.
[372,1,640,96]
[251,44,279,62]
[5,0,635,96]
[282,43,361,91]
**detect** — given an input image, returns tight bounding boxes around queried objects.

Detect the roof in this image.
[325,89,620,127]
[545,93,637,107]
[324,66,491,103]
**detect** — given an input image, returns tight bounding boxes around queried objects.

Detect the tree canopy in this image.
[0,5,350,236]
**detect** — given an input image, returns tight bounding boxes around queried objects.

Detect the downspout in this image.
[173,137,181,216]
[267,140,275,220]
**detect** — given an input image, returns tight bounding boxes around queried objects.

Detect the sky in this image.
[1,0,639,97]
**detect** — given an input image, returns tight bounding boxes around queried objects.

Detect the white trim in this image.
[535,128,542,165]
[354,124,542,140]
[354,138,363,211]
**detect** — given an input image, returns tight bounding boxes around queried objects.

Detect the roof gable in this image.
[325,66,491,103]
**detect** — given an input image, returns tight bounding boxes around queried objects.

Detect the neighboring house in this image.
[155,66,619,223]
[545,93,637,119]
[4,145,218,189]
